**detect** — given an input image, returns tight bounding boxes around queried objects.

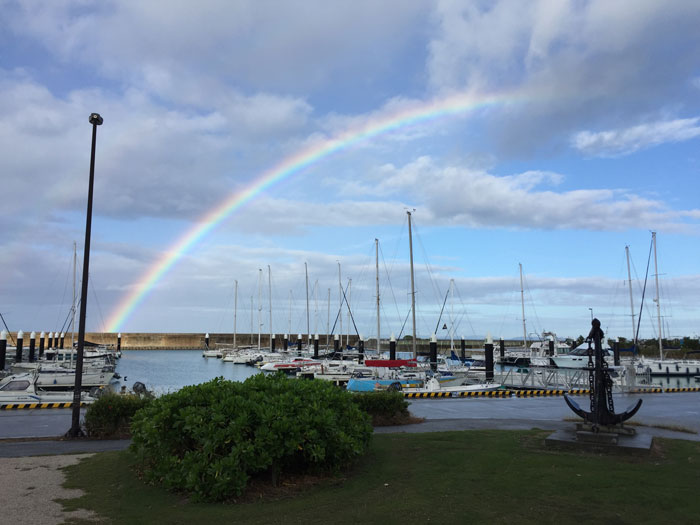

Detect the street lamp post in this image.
[68,113,103,438]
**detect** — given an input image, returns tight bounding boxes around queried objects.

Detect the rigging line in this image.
[635,238,653,343]
[523,273,542,336]
[434,286,450,335]
[397,305,412,342]
[380,242,402,336]
[54,251,73,333]
[215,277,236,333]
[453,282,477,338]
[340,282,360,339]
[328,281,351,336]
[412,221,444,316]
[89,274,107,332]
[58,296,82,335]
[0,312,16,344]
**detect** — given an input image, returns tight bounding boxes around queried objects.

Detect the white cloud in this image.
[571,117,700,157]
[426,0,700,155]
[4,0,429,100]
[336,156,700,231]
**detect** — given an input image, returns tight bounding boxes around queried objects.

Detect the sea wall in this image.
[3,332,521,352]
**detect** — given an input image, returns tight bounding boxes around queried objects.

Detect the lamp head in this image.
[89,113,103,125]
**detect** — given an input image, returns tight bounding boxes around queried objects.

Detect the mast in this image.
[268,265,272,349]
[408,211,417,359]
[250,296,254,345]
[375,239,380,352]
[71,241,77,361]
[652,232,663,360]
[327,288,331,348]
[233,280,238,348]
[450,278,455,351]
[338,261,343,345]
[347,278,352,348]
[314,280,319,336]
[625,246,636,348]
[519,263,527,351]
[257,268,262,351]
[305,262,310,347]
[288,290,292,337]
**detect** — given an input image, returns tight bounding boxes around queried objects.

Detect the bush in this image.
[84,393,152,438]
[129,373,372,502]
[351,391,411,425]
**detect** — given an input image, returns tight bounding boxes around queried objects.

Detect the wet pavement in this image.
[1,392,698,457]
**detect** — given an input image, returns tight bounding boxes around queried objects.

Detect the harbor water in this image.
[115,350,262,393]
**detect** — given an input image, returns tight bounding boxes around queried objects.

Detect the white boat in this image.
[550,343,614,369]
[202,348,222,358]
[528,333,574,367]
[637,357,700,377]
[0,371,97,406]
[260,357,322,372]
[11,362,115,390]
[403,376,503,395]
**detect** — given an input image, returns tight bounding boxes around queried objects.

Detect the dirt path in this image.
[0,454,103,524]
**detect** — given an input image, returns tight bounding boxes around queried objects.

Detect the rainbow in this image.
[105,90,521,331]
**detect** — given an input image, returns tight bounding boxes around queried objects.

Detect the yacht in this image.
[0,371,97,406]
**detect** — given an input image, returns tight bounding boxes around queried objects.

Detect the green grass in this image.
[60,430,700,524]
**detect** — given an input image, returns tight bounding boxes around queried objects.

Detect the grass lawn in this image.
[60,430,700,524]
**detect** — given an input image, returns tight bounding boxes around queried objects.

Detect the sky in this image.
[2,0,700,343]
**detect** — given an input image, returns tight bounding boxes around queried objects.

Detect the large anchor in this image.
[564,318,642,429]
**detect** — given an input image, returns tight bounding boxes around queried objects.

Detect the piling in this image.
[359,335,365,363]
[60,332,65,349]
[117,333,122,352]
[39,331,45,358]
[16,330,24,363]
[389,333,396,360]
[48,332,54,350]
[204,333,210,349]
[334,334,340,355]
[283,334,288,351]
[29,332,36,362]
[313,334,319,358]
[271,334,276,352]
[429,334,438,372]
[0,330,6,370]
[297,334,302,356]
[548,339,554,357]
[460,337,466,362]
[484,335,494,381]
[613,339,621,366]
[499,337,505,360]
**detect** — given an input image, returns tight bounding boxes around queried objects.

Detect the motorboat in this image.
[260,357,322,372]
[402,376,504,396]
[10,361,115,390]
[0,371,96,407]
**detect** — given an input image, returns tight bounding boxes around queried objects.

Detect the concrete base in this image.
[545,426,653,455]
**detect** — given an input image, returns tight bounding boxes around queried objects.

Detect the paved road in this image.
[1,392,698,456]
[405,392,700,433]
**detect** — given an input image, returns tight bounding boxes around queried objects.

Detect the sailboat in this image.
[636,233,700,377]
[347,211,501,393]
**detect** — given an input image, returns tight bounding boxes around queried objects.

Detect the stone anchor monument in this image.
[564,318,643,443]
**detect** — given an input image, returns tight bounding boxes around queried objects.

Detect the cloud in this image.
[336,156,700,232]
[572,117,700,157]
[4,0,429,102]
[426,0,700,155]
[0,69,315,222]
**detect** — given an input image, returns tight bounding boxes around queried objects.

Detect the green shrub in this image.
[129,373,372,502]
[84,393,152,438]
[351,391,410,425]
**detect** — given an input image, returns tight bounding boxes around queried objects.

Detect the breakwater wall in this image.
[3,332,522,352]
